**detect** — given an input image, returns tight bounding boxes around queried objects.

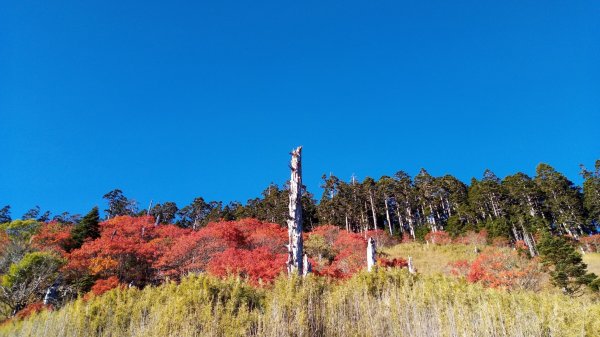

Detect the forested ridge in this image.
[5,161,598,239]
[2,160,600,336]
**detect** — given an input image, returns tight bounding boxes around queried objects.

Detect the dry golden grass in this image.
[2,270,600,337]
[583,253,600,276]
[382,242,483,275]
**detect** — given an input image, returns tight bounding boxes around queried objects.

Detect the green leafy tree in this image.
[0,252,64,316]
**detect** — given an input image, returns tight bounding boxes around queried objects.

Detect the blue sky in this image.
[1,1,598,217]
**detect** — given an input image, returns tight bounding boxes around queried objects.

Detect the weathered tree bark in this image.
[408,256,416,274]
[302,253,312,276]
[287,146,304,276]
[369,190,378,231]
[384,195,393,235]
[367,237,376,272]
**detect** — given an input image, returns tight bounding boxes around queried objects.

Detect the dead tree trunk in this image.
[369,190,378,231]
[384,195,393,235]
[302,253,312,276]
[287,146,304,276]
[408,256,416,274]
[367,237,376,272]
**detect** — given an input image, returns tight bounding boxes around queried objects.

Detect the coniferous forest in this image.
[1,158,600,336]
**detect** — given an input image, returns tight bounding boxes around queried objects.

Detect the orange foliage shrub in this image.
[207,247,287,285]
[580,234,600,253]
[450,249,541,290]
[365,229,398,248]
[491,237,510,247]
[308,226,368,278]
[66,216,189,285]
[157,219,287,279]
[0,231,9,254]
[15,302,50,319]
[401,233,414,243]
[377,257,408,268]
[424,231,451,245]
[453,230,488,245]
[87,276,122,298]
[31,221,74,255]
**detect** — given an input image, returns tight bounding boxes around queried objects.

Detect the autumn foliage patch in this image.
[449,249,542,290]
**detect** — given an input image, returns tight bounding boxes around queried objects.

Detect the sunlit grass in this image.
[382,242,482,275]
[3,269,599,337]
[583,252,600,276]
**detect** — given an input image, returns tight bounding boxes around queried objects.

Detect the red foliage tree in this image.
[31,221,74,256]
[157,219,287,281]
[306,225,369,278]
[207,247,287,284]
[66,216,188,285]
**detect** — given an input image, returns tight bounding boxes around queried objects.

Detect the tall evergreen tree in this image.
[538,232,598,295]
[150,202,179,224]
[103,189,137,218]
[580,160,600,231]
[71,207,100,249]
[535,164,586,236]
[0,205,11,224]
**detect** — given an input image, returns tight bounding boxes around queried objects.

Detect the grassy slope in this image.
[3,244,600,337]
[385,243,600,285]
[383,243,481,275]
[2,270,600,336]
[583,253,600,276]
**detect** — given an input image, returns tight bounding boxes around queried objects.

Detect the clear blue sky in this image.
[1,1,598,217]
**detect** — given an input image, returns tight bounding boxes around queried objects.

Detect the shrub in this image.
[424,231,451,245]
[453,249,542,291]
[580,234,600,253]
[453,230,488,245]
[88,276,122,298]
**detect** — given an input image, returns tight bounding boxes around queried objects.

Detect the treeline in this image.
[2,161,599,243]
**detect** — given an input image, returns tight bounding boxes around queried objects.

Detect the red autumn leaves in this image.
[32,216,395,293]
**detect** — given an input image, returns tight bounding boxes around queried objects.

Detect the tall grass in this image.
[2,270,599,337]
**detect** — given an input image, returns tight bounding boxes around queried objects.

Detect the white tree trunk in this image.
[369,190,378,231]
[384,195,393,235]
[408,256,416,274]
[302,253,312,276]
[367,237,376,272]
[287,146,304,276]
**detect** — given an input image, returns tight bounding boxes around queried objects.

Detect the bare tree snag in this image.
[384,195,393,235]
[367,237,376,272]
[287,146,304,276]
[408,256,416,274]
[369,190,378,231]
[302,253,312,276]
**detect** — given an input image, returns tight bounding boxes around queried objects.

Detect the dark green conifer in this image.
[71,206,100,249]
[538,232,598,295]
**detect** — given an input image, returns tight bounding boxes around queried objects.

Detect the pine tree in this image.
[71,207,100,249]
[0,205,11,224]
[538,232,597,295]
[580,160,600,230]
